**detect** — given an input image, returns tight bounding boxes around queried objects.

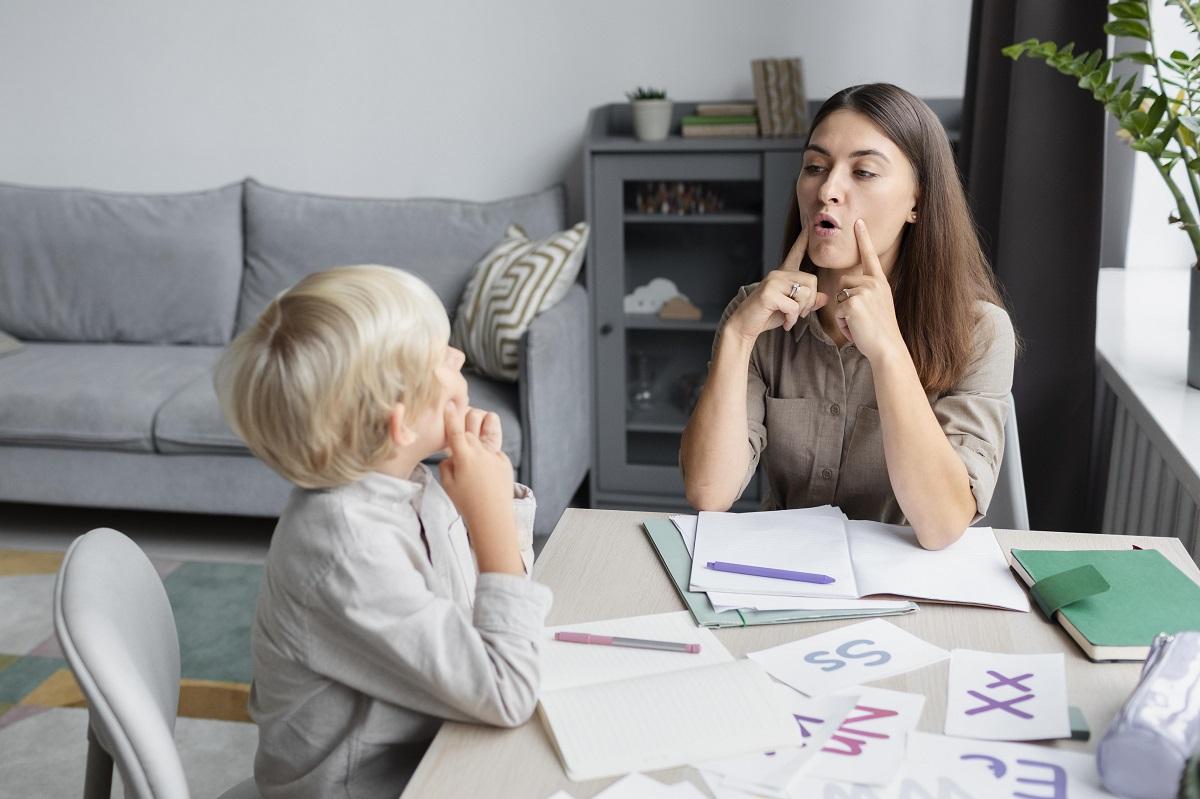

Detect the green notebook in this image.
[1009,548,1200,661]
[642,518,917,628]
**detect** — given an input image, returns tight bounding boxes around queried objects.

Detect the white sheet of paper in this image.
[544,792,574,799]
[708,592,913,612]
[907,731,1118,798]
[789,759,1009,799]
[847,522,1030,611]
[748,618,949,697]
[798,686,926,786]
[699,691,857,798]
[670,514,698,557]
[690,509,859,598]
[541,611,730,693]
[593,773,706,798]
[943,649,1070,741]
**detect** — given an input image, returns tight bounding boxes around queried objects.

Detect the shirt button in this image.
[821,468,833,480]
[830,403,841,416]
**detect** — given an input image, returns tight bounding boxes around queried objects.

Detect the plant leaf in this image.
[1114,50,1155,65]
[1109,1,1150,19]
[1104,20,1152,39]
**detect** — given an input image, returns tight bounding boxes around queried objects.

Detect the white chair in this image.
[977,394,1030,531]
[53,527,260,799]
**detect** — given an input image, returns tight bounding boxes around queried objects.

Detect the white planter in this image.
[631,99,672,141]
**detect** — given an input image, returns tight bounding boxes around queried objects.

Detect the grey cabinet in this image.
[583,103,807,512]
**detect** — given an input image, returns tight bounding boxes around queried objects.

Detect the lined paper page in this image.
[541,611,730,693]
[848,523,1029,611]
[539,660,802,782]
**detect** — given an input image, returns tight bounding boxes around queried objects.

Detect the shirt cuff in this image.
[947,433,1000,524]
[513,483,537,575]
[473,572,553,639]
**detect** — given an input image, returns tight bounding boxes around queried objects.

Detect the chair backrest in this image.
[53,528,189,799]
[978,394,1030,531]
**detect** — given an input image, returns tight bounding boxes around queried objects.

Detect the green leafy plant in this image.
[626,86,668,101]
[1004,1,1200,262]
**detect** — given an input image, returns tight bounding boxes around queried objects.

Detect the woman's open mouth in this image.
[813,213,840,239]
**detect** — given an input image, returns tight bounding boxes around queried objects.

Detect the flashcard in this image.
[700,692,858,798]
[799,686,926,786]
[592,772,707,798]
[944,650,1069,741]
[908,731,1118,798]
[788,759,1008,799]
[747,618,949,697]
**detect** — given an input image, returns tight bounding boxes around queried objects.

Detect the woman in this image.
[680,83,1015,550]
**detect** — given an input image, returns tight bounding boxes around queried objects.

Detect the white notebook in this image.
[537,611,803,781]
[687,509,1029,611]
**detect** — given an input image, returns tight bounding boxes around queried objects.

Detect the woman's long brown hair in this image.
[783,83,1007,396]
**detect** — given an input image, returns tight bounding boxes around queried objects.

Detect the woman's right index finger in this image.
[780,225,809,272]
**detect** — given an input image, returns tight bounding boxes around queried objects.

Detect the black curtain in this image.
[961,1,1109,532]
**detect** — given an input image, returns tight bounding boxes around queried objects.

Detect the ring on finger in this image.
[788,282,801,300]
[836,287,852,303]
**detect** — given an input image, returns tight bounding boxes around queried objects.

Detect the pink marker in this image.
[554,631,701,654]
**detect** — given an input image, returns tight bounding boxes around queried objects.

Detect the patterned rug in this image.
[0,547,261,797]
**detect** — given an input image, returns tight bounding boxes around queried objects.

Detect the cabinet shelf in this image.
[624,309,721,332]
[626,405,689,434]
[623,212,761,225]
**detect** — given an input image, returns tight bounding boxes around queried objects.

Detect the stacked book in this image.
[752,57,808,137]
[681,102,759,139]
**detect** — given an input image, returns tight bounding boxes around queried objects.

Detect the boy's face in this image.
[415,343,469,453]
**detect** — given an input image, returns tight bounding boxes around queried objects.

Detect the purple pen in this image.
[705,561,835,584]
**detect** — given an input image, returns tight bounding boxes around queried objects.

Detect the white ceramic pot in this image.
[631,99,672,141]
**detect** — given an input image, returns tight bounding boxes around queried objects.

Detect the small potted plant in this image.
[1004,0,1200,388]
[626,86,672,142]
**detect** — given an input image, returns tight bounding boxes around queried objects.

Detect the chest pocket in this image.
[838,405,891,513]
[763,396,819,504]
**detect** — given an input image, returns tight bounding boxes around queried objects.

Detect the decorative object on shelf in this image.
[751,58,807,137]
[1004,1,1200,389]
[624,277,684,314]
[451,221,589,381]
[634,182,726,215]
[628,350,657,411]
[672,371,706,416]
[626,86,672,142]
[696,101,757,117]
[658,296,702,321]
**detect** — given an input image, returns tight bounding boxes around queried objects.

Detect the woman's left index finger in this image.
[780,225,809,272]
[853,219,884,277]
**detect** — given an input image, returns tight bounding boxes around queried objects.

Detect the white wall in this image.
[1124,3,1197,269]
[0,1,971,218]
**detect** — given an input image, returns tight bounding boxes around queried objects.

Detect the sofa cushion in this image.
[0,343,220,452]
[154,369,523,467]
[237,179,566,333]
[0,181,243,345]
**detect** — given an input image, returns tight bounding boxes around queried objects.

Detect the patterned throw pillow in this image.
[452,222,588,381]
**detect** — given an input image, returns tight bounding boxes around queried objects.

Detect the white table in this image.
[402,508,1200,798]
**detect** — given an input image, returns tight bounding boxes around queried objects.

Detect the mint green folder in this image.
[642,518,918,628]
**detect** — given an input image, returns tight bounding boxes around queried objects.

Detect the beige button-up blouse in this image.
[717,285,1016,524]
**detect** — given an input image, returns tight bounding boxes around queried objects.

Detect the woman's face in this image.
[796,109,919,273]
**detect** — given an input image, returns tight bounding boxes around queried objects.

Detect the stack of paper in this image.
[682,507,1029,611]
[537,612,802,781]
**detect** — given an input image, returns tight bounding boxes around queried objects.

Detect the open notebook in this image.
[537,611,802,781]
[685,508,1029,611]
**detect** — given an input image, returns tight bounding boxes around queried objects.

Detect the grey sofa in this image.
[0,178,590,538]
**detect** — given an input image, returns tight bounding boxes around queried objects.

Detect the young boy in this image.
[214,265,552,798]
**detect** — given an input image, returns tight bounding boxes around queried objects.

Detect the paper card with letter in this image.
[796,686,926,786]
[747,618,949,696]
[787,760,1007,799]
[698,691,857,798]
[907,731,1119,798]
[944,650,1070,741]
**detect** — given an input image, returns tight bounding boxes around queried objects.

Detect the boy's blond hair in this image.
[215,265,450,488]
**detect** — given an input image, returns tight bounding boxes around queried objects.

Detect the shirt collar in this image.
[337,465,428,508]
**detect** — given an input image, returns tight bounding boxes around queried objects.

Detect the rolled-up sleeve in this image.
[932,302,1016,521]
[513,482,537,574]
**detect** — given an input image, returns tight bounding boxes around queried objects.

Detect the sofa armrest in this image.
[518,283,591,539]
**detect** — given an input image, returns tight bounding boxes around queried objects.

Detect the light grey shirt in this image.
[717,285,1015,523]
[249,465,552,799]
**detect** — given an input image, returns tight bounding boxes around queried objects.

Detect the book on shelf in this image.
[751,57,808,137]
[696,102,758,117]
[682,124,760,139]
[681,115,758,126]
